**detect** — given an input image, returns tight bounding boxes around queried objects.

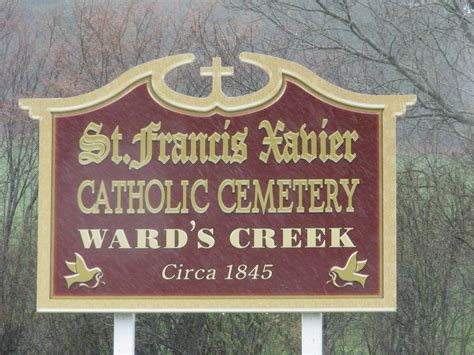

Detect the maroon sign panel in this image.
[54,81,380,297]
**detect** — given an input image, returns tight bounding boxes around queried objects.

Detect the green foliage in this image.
[324,155,474,354]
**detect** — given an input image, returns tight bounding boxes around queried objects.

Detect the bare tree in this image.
[227,1,473,133]
[0,0,61,351]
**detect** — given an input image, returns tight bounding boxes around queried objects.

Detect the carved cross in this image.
[200,57,234,95]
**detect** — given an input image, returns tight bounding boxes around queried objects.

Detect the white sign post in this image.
[114,313,135,355]
[302,313,323,355]
[113,313,323,354]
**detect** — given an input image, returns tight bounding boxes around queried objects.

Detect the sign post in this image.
[114,313,135,355]
[19,53,415,352]
[302,313,323,354]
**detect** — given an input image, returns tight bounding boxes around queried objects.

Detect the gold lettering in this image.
[309,179,325,212]
[126,181,146,214]
[259,120,284,163]
[251,179,276,214]
[281,228,302,248]
[144,179,165,213]
[77,180,97,214]
[197,228,215,248]
[171,132,188,164]
[208,132,221,163]
[277,179,293,213]
[164,180,181,214]
[231,126,248,164]
[340,178,360,212]
[257,118,359,164]
[111,180,127,214]
[252,228,276,248]
[344,130,359,162]
[235,180,251,213]
[293,179,308,213]
[229,228,251,248]
[129,122,161,170]
[330,227,355,248]
[190,179,209,213]
[79,122,110,165]
[97,180,113,214]
[325,179,342,213]
[111,126,123,164]
[300,124,317,162]
[306,228,326,248]
[108,229,131,249]
[218,179,236,213]
[328,130,344,162]
[136,229,160,249]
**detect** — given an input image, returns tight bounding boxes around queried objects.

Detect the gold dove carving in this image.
[64,253,105,289]
[327,251,368,288]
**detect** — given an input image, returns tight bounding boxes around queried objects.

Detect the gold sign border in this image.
[19,53,415,312]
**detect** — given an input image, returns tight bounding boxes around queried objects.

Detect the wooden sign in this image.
[19,53,415,312]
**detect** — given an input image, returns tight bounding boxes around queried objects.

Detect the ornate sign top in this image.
[19,53,415,312]
[20,52,414,117]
